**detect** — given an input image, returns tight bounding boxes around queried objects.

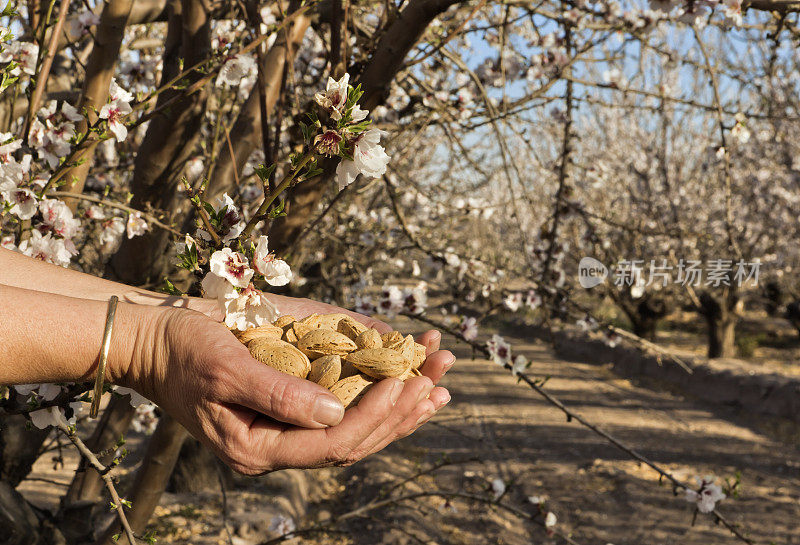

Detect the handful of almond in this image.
[234,313,427,408]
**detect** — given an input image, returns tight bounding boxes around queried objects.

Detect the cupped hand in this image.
[118,301,453,474]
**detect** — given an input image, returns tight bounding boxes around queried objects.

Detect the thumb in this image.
[227,356,345,429]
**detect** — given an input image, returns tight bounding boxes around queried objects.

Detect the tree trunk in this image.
[110,0,210,284]
[699,291,740,358]
[96,414,189,545]
[630,297,668,341]
[60,0,136,209]
[785,300,800,338]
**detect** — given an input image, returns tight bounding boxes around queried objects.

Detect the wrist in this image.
[105,302,174,395]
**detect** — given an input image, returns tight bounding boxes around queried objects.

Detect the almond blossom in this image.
[39,199,81,239]
[99,79,134,142]
[459,316,479,340]
[253,235,293,286]
[685,477,726,513]
[0,179,37,219]
[224,283,280,330]
[315,129,344,156]
[314,73,350,121]
[486,334,512,366]
[216,54,257,87]
[29,101,83,167]
[99,217,125,250]
[70,10,100,37]
[0,41,38,76]
[126,211,149,238]
[18,230,75,267]
[29,403,84,429]
[197,193,244,243]
[377,284,404,317]
[335,128,390,190]
[208,247,254,289]
[402,283,428,314]
[100,99,133,142]
[511,354,528,376]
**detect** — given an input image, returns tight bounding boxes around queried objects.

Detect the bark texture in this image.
[60,0,136,209]
[699,291,741,358]
[111,0,211,284]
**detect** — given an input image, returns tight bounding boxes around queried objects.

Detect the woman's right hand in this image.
[112,306,452,474]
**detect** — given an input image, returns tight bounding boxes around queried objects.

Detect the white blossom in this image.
[114,386,150,408]
[335,129,390,190]
[491,478,506,500]
[216,54,257,87]
[459,316,479,341]
[486,334,512,366]
[126,211,149,238]
[99,100,133,142]
[0,41,38,76]
[224,284,280,330]
[39,199,81,239]
[268,514,296,536]
[131,403,158,434]
[314,73,350,120]
[208,247,254,289]
[377,285,404,317]
[19,230,75,267]
[511,355,528,376]
[0,179,37,219]
[685,477,726,513]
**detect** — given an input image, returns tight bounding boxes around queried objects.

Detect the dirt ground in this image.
[18,317,800,545]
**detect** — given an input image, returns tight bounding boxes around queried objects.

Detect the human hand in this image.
[114,302,453,474]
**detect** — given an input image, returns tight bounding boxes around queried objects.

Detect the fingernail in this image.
[313,395,345,426]
[439,391,451,408]
[444,355,456,371]
[389,379,404,405]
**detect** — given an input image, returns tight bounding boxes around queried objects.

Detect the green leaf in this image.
[254,163,276,182]
[162,278,183,296]
[267,199,287,219]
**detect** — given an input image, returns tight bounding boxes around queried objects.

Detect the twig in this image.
[239,151,315,239]
[57,421,138,545]
[24,0,72,142]
[48,191,183,235]
[401,311,756,545]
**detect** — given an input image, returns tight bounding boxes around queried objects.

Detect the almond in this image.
[355,328,383,350]
[308,354,341,389]
[345,348,412,379]
[337,316,368,340]
[249,339,311,378]
[236,324,284,346]
[297,329,358,358]
[299,312,351,331]
[292,321,317,341]
[273,315,296,328]
[339,360,360,379]
[381,331,403,347]
[329,374,374,408]
[282,326,299,344]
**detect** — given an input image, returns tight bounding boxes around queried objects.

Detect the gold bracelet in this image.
[90,295,119,418]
